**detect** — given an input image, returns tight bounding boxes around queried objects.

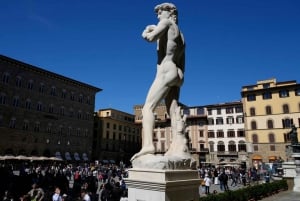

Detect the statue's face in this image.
[157,10,171,21]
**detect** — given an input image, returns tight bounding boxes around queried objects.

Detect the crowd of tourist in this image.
[197,165,266,195]
[0,161,129,201]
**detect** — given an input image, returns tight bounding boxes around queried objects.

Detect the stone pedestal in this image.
[291,153,300,192]
[282,162,296,190]
[126,168,200,201]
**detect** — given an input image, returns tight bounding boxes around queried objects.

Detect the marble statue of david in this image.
[131,3,195,169]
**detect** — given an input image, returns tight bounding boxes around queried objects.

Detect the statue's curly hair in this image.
[154,3,178,23]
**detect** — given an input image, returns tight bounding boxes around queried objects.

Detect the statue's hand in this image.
[142,25,156,38]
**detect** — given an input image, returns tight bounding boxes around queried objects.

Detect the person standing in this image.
[52,187,62,201]
[203,174,212,194]
[131,2,185,161]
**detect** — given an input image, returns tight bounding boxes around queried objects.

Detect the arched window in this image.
[252,134,258,143]
[228,141,236,152]
[283,104,289,113]
[251,120,257,130]
[267,119,274,129]
[217,141,225,152]
[265,106,272,115]
[268,133,275,143]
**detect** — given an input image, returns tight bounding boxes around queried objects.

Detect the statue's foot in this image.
[130,146,155,162]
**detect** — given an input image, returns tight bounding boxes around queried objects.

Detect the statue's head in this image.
[154,3,178,24]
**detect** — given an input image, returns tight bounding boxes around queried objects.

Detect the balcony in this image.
[217,151,238,157]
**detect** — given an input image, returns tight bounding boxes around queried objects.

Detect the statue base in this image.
[291,153,300,192]
[126,168,200,201]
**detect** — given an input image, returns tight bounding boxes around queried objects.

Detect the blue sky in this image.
[1,0,300,114]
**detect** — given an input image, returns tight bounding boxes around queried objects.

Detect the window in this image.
[237,130,245,137]
[250,107,256,116]
[226,107,234,114]
[208,118,214,125]
[27,80,34,90]
[295,88,300,96]
[25,99,31,109]
[0,93,6,104]
[238,142,247,152]
[207,109,212,115]
[252,134,258,143]
[247,94,256,101]
[70,92,75,100]
[263,83,270,88]
[267,120,274,129]
[217,142,225,152]
[217,108,221,115]
[106,123,110,129]
[9,118,16,128]
[269,133,275,143]
[282,118,293,128]
[208,131,215,138]
[227,130,235,137]
[279,90,289,98]
[78,94,83,103]
[50,86,56,96]
[37,102,42,111]
[12,96,19,107]
[61,89,67,99]
[47,123,52,133]
[199,130,204,137]
[270,145,276,151]
[226,116,234,124]
[253,145,258,151]
[228,141,236,152]
[216,118,223,125]
[262,92,272,99]
[161,141,165,152]
[265,106,272,115]
[161,131,165,138]
[209,142,214,152]
[16,76,22,87]
[39,83,44,93]
[283,104,289,113]
[236,116,244,124]
[2,72,10,84]
[251,121,257,130]
[23,120,29,131]
[48,104,54,113]
[34,122,40,132]
[77,111,82,119]
[197,107,205,115]
[217,130,224,138]
[235,106,243,113]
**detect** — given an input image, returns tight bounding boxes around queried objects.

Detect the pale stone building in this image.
[206,101,247,167]
[241,78,300,167]
[0,55,101,161]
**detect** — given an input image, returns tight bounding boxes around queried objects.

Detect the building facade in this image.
[134,103,208,165]
[93,108,142,164]
[0,55,101,161]
[241,78,300,167]
[206,101,248,166]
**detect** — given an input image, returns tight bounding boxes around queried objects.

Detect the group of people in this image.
[198,166,260,195]
[0,161,129,201]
